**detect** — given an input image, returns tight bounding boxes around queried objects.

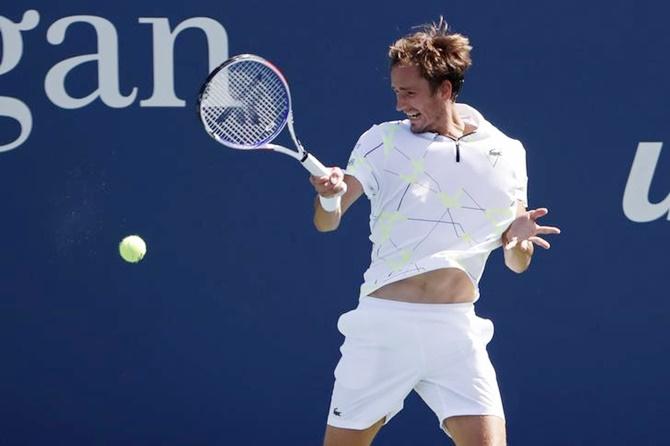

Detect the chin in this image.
[409,121,425,133]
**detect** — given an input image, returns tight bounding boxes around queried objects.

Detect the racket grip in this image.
[302,153,330,176]
[302,153,345,212]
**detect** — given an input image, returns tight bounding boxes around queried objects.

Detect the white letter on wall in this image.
[0,10,39,152]
[623,142,670,222]
[138,17,228,107]
[45,16,137,109]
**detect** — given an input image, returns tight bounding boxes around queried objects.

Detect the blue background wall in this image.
[1,1,669,444]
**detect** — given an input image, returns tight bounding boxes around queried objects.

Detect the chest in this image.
[376,138,518,205]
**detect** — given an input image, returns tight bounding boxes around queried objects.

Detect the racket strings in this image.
[206,72,284,145]
[203,76,266,146]
[201,60,290,148]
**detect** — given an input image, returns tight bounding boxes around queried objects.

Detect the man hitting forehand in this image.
[310,18,560,446]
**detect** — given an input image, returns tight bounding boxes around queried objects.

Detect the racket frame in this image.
[197,54,345,208]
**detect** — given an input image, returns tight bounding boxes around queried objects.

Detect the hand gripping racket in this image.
[197,54,345,211]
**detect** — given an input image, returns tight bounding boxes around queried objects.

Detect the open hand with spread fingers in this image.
[503,208,561,252]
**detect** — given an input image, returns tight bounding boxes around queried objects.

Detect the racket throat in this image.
[293,135,311,163]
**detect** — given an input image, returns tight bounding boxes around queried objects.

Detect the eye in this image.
[393,90,413,99]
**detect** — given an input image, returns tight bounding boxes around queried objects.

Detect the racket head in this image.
[197,54,292,150]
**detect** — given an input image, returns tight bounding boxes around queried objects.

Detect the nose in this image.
[395,95,406,112]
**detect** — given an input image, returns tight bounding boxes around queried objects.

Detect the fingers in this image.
[536,226,561,235]
[506,235,552,250]
[329,167,346,196]
[310,167,345,197]
[529,236,550,249]
[328,167,345,184]
[504,236,519,250]
[528,208,548,220]
[310,175,332,195]
[528,208,560,240]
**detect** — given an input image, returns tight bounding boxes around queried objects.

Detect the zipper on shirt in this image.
[442,131,476,163]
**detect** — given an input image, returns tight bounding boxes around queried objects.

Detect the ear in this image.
[439,79,453,101]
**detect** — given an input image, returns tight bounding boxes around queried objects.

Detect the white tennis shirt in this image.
[345,103,528,300]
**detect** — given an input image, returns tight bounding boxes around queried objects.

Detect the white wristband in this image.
[319,195,341,212]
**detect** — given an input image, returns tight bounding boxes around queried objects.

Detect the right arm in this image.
[310,170,364,232]
[311,124,379,231]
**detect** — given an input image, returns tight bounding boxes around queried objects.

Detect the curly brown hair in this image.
[389,17,473,99]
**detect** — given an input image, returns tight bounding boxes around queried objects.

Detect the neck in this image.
[442,102,464,138]
[438,102,474,139]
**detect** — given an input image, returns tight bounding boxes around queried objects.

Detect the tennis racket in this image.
[197,54,345,211]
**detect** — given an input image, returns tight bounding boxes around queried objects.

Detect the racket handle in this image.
[302,152,330,176]
[302,153,345,212]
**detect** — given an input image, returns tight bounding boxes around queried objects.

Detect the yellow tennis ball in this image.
[119,235,146,263]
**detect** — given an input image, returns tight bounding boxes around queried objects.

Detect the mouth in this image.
[406,111,421,120]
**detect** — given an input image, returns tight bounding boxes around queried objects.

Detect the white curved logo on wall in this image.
[0,9,229,152]
[623,142,669,222]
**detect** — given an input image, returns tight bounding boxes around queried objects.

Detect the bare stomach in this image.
[369,268,476,304]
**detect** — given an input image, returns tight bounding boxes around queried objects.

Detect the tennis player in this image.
[310,18,560,446]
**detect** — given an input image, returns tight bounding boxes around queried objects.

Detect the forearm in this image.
[313,195,342,232]
[310,173,363,232]
[503,202,533,273]
[500,204,560,272]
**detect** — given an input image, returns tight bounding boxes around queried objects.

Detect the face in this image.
[390,64,451,135]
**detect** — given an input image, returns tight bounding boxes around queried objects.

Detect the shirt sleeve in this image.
[510,139,528,206]
[344,125,382,199]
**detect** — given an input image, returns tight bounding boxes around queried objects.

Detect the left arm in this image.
[502,202,561,274]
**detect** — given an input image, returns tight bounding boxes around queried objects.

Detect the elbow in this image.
[314,219,339,233]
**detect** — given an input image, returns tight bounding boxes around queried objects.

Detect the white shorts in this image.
[327,296,504,435]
